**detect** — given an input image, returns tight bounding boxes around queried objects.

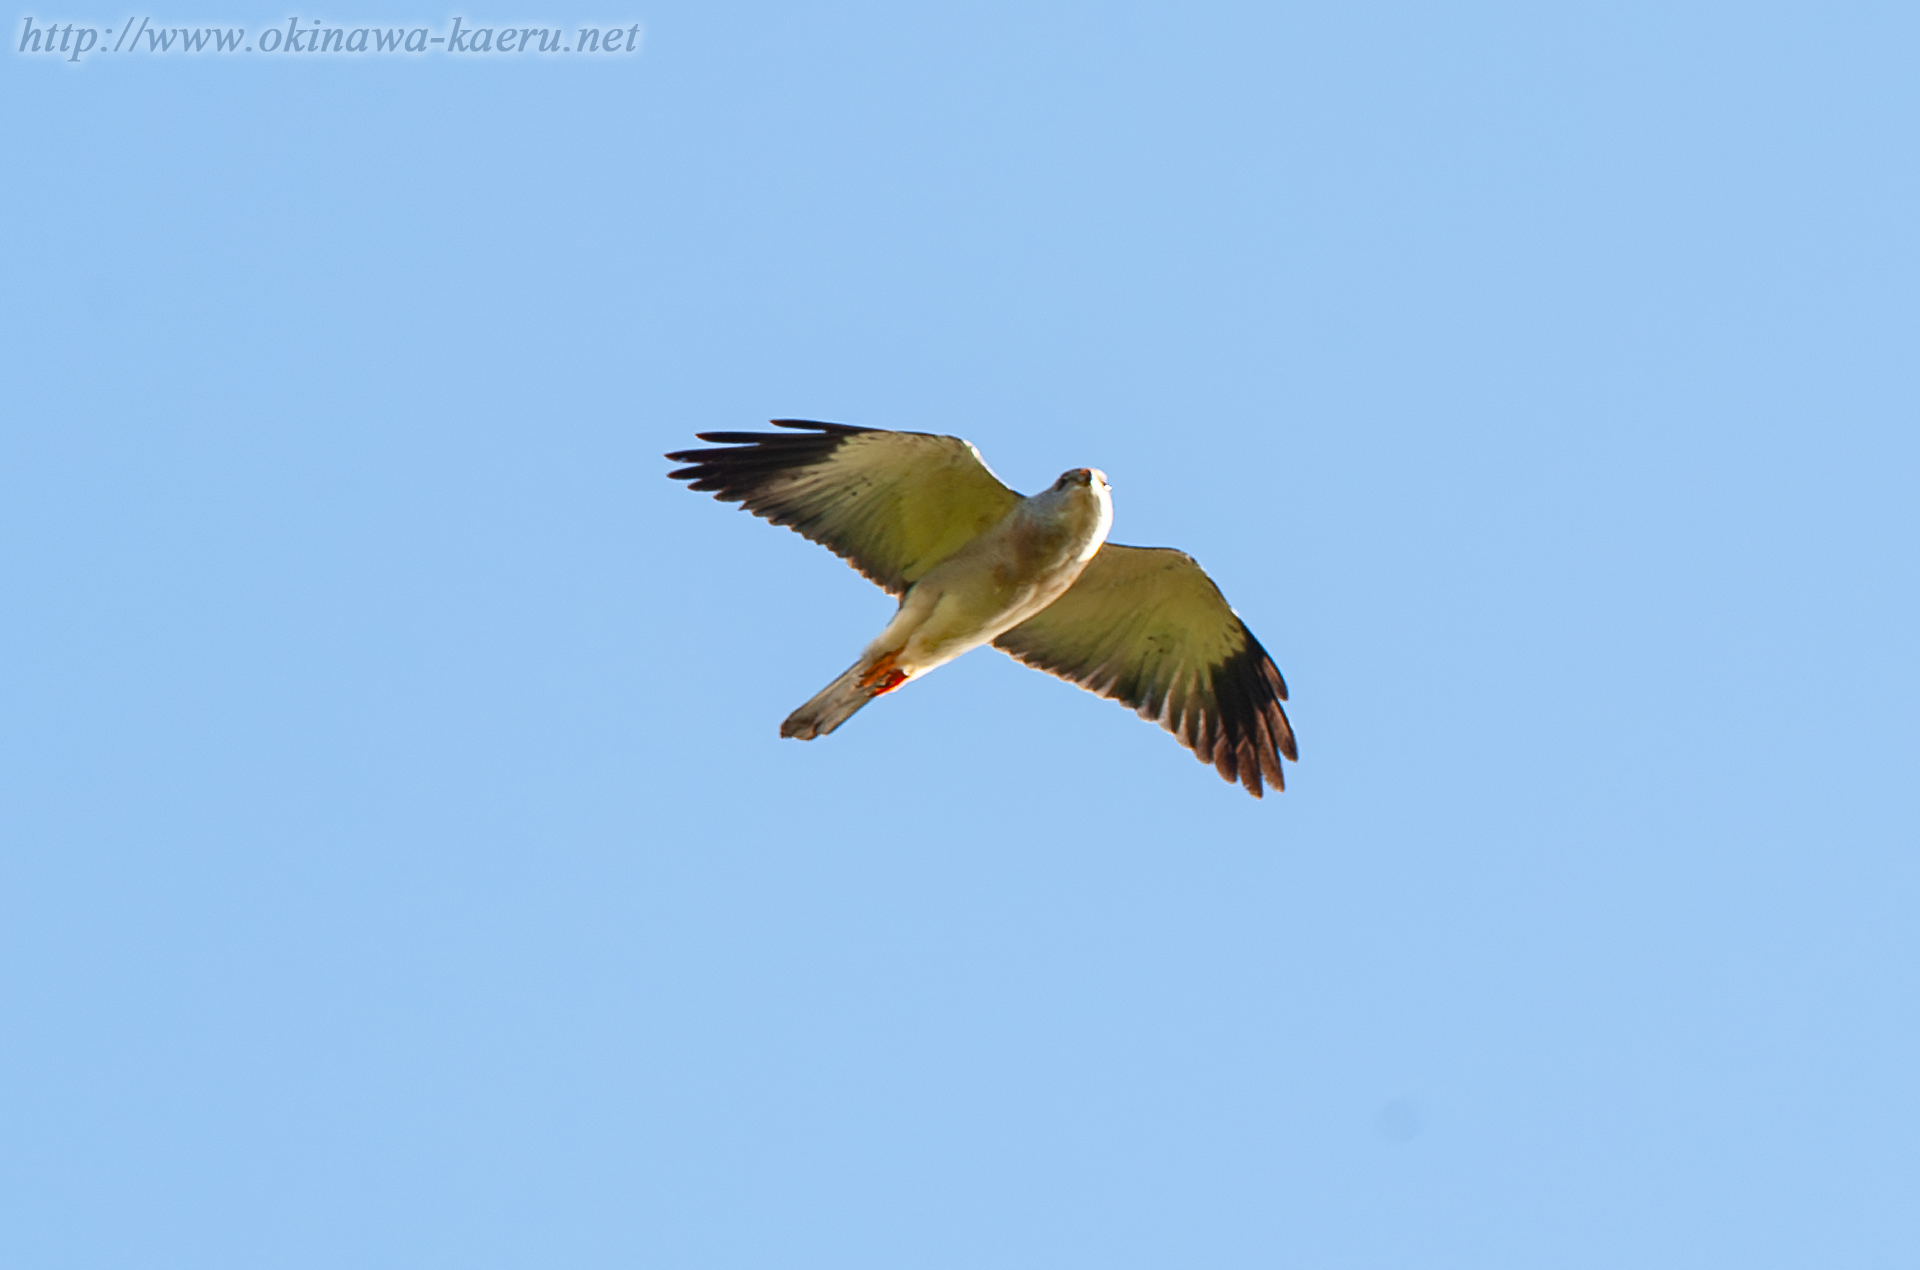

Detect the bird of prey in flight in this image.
[666,421,1297,796]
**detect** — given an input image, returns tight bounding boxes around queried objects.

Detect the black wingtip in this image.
[769,419,868,434]
[1204,627,1296,798]
[665,421,867,465]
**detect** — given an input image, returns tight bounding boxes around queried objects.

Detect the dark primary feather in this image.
[666,420,1020,595]
[666,420,869,494]
[666,421,888,585]
[994,544,1296,797]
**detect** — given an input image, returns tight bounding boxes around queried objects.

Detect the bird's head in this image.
[1035,467,1113,557]
[1051,467,1109,493]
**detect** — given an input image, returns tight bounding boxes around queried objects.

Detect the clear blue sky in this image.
[5,2,1916,1265]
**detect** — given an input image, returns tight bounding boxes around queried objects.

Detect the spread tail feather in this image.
[780,652,906,740]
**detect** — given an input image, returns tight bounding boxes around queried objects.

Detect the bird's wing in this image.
[666,420,1022,596]
[994,544,1297,797]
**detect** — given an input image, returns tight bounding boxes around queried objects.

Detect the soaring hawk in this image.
[667,421,1297,796]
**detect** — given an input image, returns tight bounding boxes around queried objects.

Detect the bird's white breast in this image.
[872,480,1113,675]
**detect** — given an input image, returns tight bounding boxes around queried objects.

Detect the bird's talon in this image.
[859,653,904,692]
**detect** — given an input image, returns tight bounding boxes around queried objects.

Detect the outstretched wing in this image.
[994,544,1297,797]
[666,420,1022,595]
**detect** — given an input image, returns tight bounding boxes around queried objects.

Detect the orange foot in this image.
[859,653,909,696]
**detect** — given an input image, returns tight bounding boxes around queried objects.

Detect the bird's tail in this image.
[780,651,908,740]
